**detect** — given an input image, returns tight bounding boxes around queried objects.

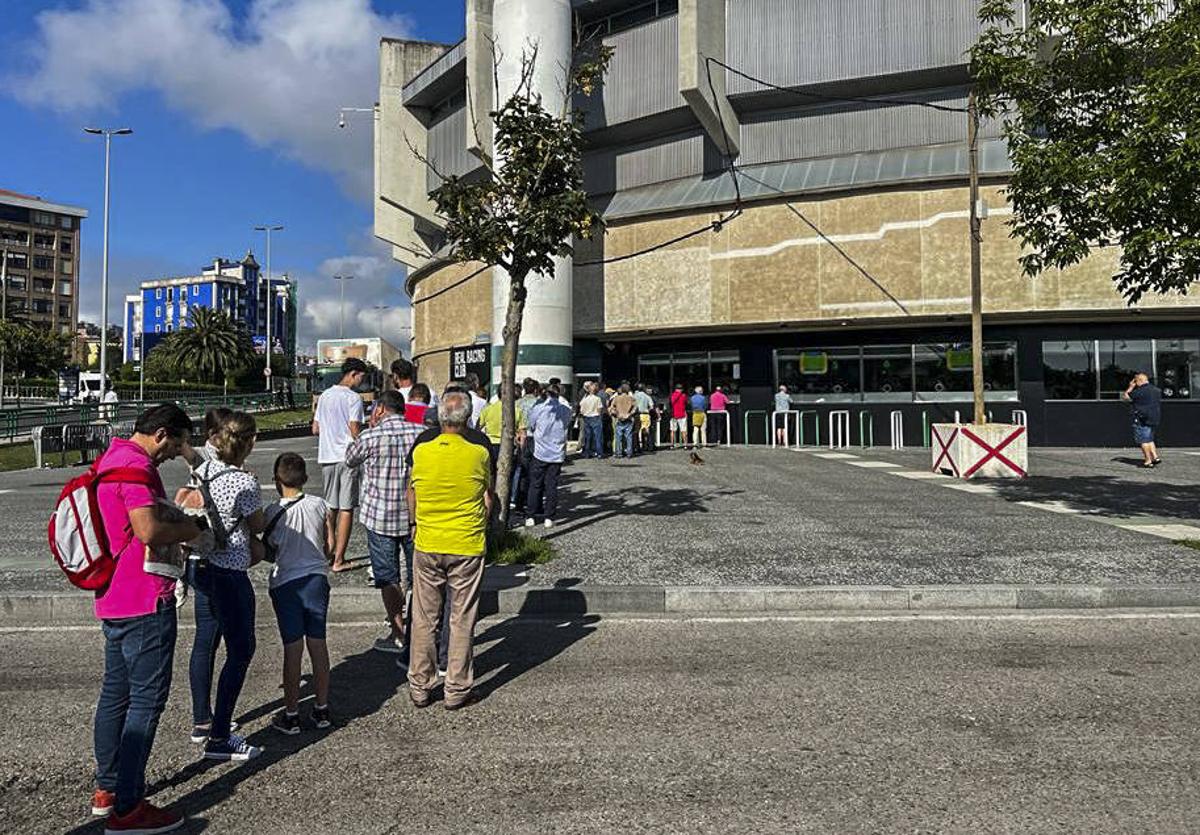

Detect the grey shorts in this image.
[322,462,360,510]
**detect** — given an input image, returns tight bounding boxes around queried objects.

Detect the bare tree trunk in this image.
[495,270,528,528]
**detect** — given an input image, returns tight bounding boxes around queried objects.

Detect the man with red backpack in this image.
[89,404,204,833]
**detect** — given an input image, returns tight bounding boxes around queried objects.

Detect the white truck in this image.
[313,337,402,404]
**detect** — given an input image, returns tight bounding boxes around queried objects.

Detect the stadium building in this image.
[374,0,1200,446]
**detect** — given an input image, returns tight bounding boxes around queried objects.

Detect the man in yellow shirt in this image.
[477,390,527,447]
[406,391,492,709]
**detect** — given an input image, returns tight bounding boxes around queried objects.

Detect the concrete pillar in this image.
[490,0,574,389]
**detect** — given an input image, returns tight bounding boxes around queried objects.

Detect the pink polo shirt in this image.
[93,438,175,620]
[710,390,730,411]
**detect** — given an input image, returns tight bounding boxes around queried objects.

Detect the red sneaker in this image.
[91,788,115,817]
[103,800,184,834]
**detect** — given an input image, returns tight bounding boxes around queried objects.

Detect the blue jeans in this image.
[95,599,177,816]
[366,529,407,589]
[583,416,603,458]
[615,419,634,457]
[207,565,256,740]
[186,559,222,726]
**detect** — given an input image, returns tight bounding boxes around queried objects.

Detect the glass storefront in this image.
[777,342,1017,403]
[636,351,741,399]
[1043,338,1196,400]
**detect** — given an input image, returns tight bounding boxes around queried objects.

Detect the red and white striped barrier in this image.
[931,423,1028,479]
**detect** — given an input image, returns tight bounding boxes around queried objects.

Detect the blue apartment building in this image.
[123,251,292,365]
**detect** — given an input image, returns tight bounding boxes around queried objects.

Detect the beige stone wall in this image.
[410,260,491,393]
[411,184,1197,377]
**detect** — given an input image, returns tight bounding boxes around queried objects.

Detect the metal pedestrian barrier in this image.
[858,411,875,448]
[772,410,799,448]
[890,411,905,449]
[742,410,767,446]
[829,410,851,449]
[1012,409,1028,427]
[33,423,113,468]
[798,410,820,447]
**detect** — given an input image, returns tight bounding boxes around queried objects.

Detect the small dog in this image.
[689,452,705,465]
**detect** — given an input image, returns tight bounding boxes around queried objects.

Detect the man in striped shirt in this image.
[344,389,423,655]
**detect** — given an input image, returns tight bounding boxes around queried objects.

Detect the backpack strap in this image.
[262,495,305,546]
[94,466,158,487]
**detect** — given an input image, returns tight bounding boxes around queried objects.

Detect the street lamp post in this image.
[83,127,132,404]
[254,224,284,393]
[333,275,355,338]
[372,304,390,338]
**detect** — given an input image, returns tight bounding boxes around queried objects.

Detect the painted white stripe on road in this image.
[1017,500,1082,515]
[813,453,859,460]
[941,482,999,495]
[0,489,13,495]
[847,460,902,469]
[1114,523,1200,540]
[889,470,945,480]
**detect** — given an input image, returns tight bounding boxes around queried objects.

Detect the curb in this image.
[5,583,1200,626]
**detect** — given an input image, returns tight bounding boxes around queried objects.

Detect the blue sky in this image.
[0,0,465,352]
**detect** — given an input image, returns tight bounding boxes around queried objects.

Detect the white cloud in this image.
[295,240,411,353]
[10,0,411,195]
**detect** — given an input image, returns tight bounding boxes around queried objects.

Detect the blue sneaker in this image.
[203,733,262,762]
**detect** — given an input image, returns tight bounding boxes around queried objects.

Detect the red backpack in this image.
[48,464,157,591]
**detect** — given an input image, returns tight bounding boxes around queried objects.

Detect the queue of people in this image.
[577,379,733,456]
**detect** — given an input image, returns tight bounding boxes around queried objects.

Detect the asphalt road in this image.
[4,611,1200,833]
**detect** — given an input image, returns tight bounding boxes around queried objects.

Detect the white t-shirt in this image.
[194,459,262,571]
[469,392,487,428]
[102,390,119,404]
[315,385,365,464]
[264,494,331,589]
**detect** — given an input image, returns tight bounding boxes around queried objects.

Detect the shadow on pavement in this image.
[540,475,744,540]
[66,578,596,834]
[987,474,1200,520]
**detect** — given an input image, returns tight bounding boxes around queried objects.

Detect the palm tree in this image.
[161,306,255,384]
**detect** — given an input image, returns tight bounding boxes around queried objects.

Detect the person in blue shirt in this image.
[1122,372,1163,468]
[689,386,709,448]
[525,384,573,528]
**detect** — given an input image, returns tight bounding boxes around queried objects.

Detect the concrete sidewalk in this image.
[6,440,1200,623]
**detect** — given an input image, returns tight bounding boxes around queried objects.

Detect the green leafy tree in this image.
[0,321,72,378]
[156,306,255,385]
[421,43,611,523]
[970,0,1200,302]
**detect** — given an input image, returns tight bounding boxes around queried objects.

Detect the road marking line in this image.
[1113,523,1200,540]
[941,482,999,495]
[1017,500,1081,515]
[847,460,902,469]
[813,453,859,460]
[0,489,12,495]
[889,470,945,480]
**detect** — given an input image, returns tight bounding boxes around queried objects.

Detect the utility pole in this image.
[333,274,355,338]
[967,89,985,426]
[83,127,132,403]
[254,224,284,393]
[372,304,390,339]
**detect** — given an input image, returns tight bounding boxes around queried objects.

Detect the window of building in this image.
[33,233,55,249]
[9,299,26,313]
[7,274,26,291]
[862,345,914,402]
[636,351,743,399]
[33,278,53,294]
[0,229,28,246]
[167,287,174,301]
[61,261,72,275]
[59,238,72,254]
[166,324,173,333]
[32,211,53,226]
[1098,339,1154,399]
[915,342,1016,401]
[58,304,70,318]
[155,324,161,333]
[777,348,861,402]
[709,351,741,395]
[155,288,162,299]
[6,252,27,268]
[155,306,161,317]
[32,255,54,271]
[1043,340,1096,399]
[32,299,50,314]
[60,216,73,230]
[1155,338,1199,400]
[59,280,71,295]
[578,0,677,37]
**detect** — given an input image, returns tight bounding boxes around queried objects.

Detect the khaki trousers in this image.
[408,549,485,705]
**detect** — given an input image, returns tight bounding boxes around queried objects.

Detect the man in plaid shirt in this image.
[344,389,423,655]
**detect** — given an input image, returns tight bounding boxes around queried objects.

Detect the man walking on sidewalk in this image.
[1123,372,1163,468]
[90,404,205,833]
[407,392,492,710]
[345,389,423,656]
[312,358,366,572]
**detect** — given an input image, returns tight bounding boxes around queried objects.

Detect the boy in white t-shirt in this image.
[264,453,334,734]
